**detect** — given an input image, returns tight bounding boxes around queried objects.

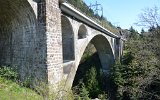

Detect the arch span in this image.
[65,34,115,88]
[91,35,114,72]
[76,34,115,75]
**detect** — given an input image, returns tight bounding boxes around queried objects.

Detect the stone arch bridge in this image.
[0,0,124,89]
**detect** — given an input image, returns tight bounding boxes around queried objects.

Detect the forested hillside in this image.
[66,0,119,34]
[110,6,160,99]
[111,29,160,100]
[70,4,160,99]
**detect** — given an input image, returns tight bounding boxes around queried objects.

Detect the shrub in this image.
[0,66,18,80]
[79,83,90,100]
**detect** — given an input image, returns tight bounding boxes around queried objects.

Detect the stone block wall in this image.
[0,0,48,83]
[0,0,63,88]
[45,0,63,86]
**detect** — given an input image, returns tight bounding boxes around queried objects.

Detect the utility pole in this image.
[89,1,103,18]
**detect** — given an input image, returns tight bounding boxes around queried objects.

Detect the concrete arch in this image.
[91,35,114,72]
[65,34,115,88]
[0,0,38,80]
[61,16,75,61]
[78,24,87,39]
[78,34,114,72]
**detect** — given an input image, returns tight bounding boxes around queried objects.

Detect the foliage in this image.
[141,28,145,34]
[66,0,119,34]
[0,77,43,100]
[0,65,77,100]
[98,92,108,100]
[0,76,79,100]
[110,32,160,99]
[0,66,18,81]
[128,26,139,39]
[85,66,101,98]
[78,83,90,100]
[111,7,160,98]
[73,42,108,99]
[73,65,108,99]
[80,43,96,63]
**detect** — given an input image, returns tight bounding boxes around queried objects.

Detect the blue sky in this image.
[83,0,160,32]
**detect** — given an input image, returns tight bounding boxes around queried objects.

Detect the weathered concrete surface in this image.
[62,16,75,61]
[61,16,119,88]
[0,0,123,91]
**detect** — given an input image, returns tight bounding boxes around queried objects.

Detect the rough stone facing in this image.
[0,0,43,82]
[46,0,63,85]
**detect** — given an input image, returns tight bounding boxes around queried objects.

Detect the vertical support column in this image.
[98,52,114,74]
[45,0,63,87]
[119,39,123,56]
[115,38,121,60]
[36,0,63,90]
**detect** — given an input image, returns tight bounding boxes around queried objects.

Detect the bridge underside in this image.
[0,0,48,83]
[0,0,36,78]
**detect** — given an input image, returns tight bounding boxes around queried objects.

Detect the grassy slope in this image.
[0,77,43,100]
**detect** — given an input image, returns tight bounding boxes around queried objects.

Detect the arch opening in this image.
[78,24,87,39]
[61,16,75,62]
[91,35,115,72]
[0,0,37,80]
[73,43,99,86]
[72,35,114,98]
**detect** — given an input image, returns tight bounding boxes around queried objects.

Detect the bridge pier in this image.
[44,0,64,89]
[98,52,114,74]
[114,38,122,60]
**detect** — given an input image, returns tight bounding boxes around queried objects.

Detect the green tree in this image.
[79,83,90,100]
[129,26,139,39]
[85,66,101,98]
[141,28,145,34]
